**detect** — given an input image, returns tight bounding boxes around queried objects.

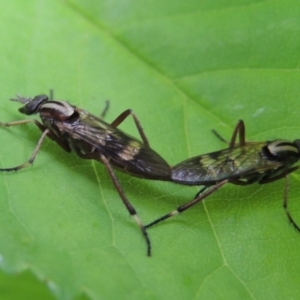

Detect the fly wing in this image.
[62,110,170,179]
[171,142,283,185]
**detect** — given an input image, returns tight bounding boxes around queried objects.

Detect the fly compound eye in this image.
[18,94,49,115]
[267,140,299,163]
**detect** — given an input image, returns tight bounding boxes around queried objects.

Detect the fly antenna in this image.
[10,95,33,104]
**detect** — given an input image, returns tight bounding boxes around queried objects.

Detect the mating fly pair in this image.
[1,94,300,256]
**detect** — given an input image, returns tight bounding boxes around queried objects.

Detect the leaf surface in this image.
[0,1,300,299]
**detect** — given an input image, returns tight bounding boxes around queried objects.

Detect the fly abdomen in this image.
[171,155,220,185]
[111,142,171,180]
[128,147,171,180]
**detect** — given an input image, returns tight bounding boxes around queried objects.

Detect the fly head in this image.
[11,94,49,115]
[266,139,300,165]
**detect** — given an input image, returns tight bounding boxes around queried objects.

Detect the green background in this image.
[0,0,300,299]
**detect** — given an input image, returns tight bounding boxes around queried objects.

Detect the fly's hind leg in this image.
[283,174,300,232]
[110,109,150,147]
[101,155,151,256]
[145,180,228,229]
[73,149,152,256]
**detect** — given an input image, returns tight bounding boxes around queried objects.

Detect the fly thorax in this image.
[264,140,300,164]
[39,101,77,122]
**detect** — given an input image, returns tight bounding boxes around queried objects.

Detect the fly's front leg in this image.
[0,128,49,171]
[145,180,228,229]
[0,119,37,127]
[259,166,300,232]
[0,119,71,171]
[110,110,150,147]
[0,119,49,171]
[283,175,300,232]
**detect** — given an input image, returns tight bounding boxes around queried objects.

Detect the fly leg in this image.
[71,148,152,256]
[101,155,151,256]
[212,120,246,148]
[193,186,208,199]
[260,166,300,232]
[145,180,228,228]
[110,110,150,147]
[211,129,228,144]
[99,101,110,119]
[228,119,245,148]
[0,119,70,171]
[283,175,300,231]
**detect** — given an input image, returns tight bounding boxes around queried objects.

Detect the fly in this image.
[146,120,300,233]
[0,93,171,256]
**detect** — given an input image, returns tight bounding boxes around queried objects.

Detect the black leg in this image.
[211,129,228,144]
[49,89,54,100]
[283,175,300,232]
[229,178,253,185]
[259,166,299,184]
[229,120,245,148]
[99,100,110,119]
[193,186,207,199]
[72,148,151,256]
[145,180,228,228]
